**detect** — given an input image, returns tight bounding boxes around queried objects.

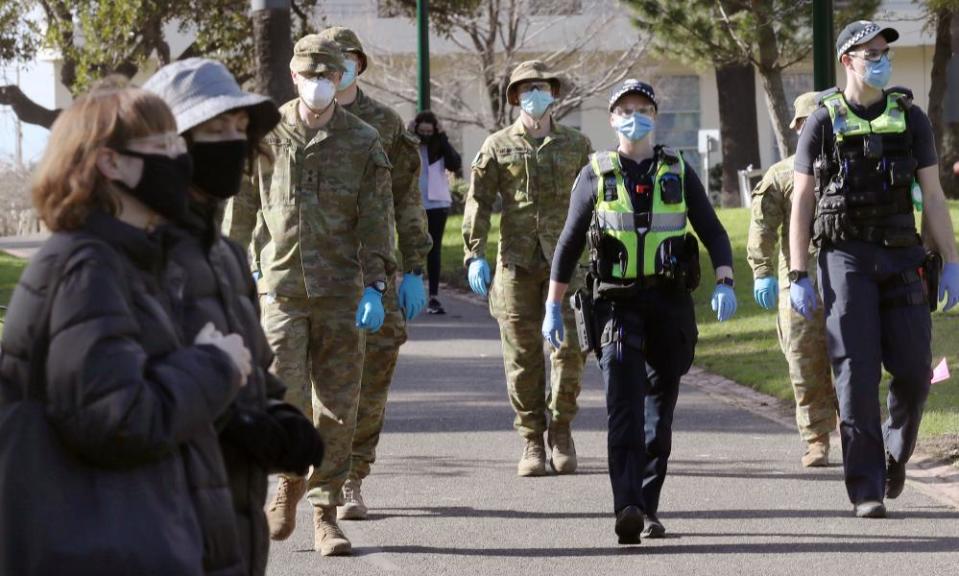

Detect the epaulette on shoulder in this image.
[886,86,914,109]
[589,151,618,175]
[655,145,681,165]
[816,87,840,106]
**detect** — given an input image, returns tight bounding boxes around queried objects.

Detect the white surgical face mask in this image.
[298,77,336,111]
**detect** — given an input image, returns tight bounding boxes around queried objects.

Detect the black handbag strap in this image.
[26,238,106,400]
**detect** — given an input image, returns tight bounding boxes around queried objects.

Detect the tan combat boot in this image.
[337,478,368,520]
[314,506,352,556]
[548,421,578,474]
[266,475,307,541]
[802,435,830,468]
[517,435,547,477]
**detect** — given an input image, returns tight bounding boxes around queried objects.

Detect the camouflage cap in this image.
[506,60,561,106]
[290,35,346,76]
[317,26,368,75]
[790,91,819,129]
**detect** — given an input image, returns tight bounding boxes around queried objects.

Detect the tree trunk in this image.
[0,85,60,128]
[758,67,795,158]
[715,61,761,207]
[928,8,953,197]
[251,2,295,105]
[752,0,795,158]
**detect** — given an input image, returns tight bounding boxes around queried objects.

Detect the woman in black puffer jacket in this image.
[0,83,253,575]
[144,59,324,576]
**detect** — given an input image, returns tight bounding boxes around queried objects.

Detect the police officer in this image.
[747,91,838,468]
[463,60,592,477]
[542,80,737,544]
[316,26,433,522]
[222,37,396,555]
[790,21,959,518]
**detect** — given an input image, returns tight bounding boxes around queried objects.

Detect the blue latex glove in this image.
[355,287,385,332]
[468,258,491,296]
[711,284,738,322]
[753,276,778,310]
[398,273,427,320]
[541,301,564,348]
[789,277,817,320]
[940,262,959,312]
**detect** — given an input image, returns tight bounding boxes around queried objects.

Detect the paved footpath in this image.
[267,292,959,576]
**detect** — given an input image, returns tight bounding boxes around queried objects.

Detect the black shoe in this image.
[641,513,666,539]
[885,452,906,500]
[854,501,887,518]
[427,297,445,315]
[615,505,643,545]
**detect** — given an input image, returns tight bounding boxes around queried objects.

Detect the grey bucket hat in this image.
[143,58,280,140]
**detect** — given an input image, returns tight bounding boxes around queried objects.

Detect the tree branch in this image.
[0,84,60,128]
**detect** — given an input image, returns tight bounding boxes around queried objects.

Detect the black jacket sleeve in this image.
[551,165,597,283]
[684,165,734,271]
[44,249,241,467]
[441,137,463,178]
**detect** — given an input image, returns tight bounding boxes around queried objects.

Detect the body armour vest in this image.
[588,147,688,282]
[814,87,919,247]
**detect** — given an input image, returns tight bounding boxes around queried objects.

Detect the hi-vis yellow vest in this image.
[590,150,687,280]
[821,89,908,140]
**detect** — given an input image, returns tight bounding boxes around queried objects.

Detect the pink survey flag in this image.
[931,358,950,385]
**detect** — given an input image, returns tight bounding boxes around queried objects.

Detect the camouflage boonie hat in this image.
[506,60,561,106]
[790,91,819,130]
[290,35,346,76]
[317,26,368,75]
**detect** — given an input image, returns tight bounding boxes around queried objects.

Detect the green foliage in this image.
[1,0,321,94]
[624,0,880,69]
[0,1,39,65]
[379,0,483,36]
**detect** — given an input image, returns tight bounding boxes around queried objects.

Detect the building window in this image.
[529,0,583,16]
[652,75,701,169]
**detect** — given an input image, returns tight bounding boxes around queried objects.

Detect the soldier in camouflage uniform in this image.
[463,60,592,477]
[747,91,838,467]
[221,37,396,556]
[316,26,433,521]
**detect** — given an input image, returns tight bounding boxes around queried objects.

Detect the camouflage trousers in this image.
[777,273,838,443]
[349,277,408,482]
[489,255,585,439]
[260,293,365,507]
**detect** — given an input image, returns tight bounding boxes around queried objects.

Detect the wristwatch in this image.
[369,280,387,294]
[788,270,809,283]
[716,277,734,288]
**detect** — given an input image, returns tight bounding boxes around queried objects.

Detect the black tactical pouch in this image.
[571,286,597,354]
[887,158,918,188]
[682,233,701,291]
[923,251,943,312]
[660,173,683,204]
[863,133,884,159]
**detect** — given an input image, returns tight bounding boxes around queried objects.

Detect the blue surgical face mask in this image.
[614,113,655,142]
[520,89,554,119]
[860,55,892,89]
[338,59,358,91]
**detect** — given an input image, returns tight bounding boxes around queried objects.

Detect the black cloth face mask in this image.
[115,150,193,221]
[189,139,249,199]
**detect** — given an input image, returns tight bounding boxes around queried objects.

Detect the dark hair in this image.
[414,110,438,131]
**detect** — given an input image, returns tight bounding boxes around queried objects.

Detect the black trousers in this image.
[594,287,698,515]
[426,208,449,297]
[818,241,932,504]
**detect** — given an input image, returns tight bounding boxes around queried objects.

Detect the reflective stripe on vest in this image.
[591,150,687,279]
[822,91,907,141]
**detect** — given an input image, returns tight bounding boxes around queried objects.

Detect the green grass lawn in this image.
[0,253,27,334]
[437,205,959,450]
